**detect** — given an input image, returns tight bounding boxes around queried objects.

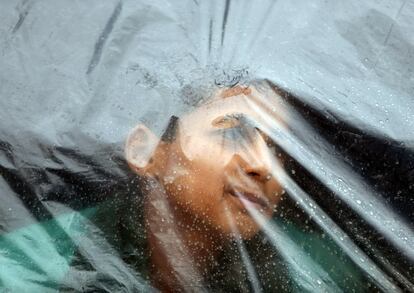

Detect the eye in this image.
[247,171,261,177]
[213,127,243,144]
[211,114,257,147]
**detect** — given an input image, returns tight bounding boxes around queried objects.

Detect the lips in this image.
[226,188,270,211]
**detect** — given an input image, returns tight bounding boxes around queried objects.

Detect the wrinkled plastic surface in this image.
[1,0,413,292]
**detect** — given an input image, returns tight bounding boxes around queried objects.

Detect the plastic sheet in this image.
[1,0,413,292]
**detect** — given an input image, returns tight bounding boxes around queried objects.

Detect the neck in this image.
[144,184,225,292]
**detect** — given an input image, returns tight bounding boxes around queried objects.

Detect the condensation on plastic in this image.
[0,0,413,292]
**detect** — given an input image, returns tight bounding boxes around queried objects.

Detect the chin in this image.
[236,217,263,239]
[217,213,263,240]
[213,199,275,240]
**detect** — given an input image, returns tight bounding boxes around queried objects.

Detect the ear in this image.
[125,124,159,175]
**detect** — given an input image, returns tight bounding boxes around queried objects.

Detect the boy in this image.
[125,82,287,291]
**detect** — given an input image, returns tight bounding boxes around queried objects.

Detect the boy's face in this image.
[127,85,285,239]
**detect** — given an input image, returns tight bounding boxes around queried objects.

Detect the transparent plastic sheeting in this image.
[0,0,413,292]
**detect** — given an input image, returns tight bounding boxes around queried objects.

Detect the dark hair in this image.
[160,115,179,143]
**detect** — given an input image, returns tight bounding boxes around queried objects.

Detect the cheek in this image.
[182,136,235,168]
[265,180,284,207]
[164,164,225,216]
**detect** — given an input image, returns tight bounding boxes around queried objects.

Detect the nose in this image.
[231,153,271,182]
[224,125,274,181]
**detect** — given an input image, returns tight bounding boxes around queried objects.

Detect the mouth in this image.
[226,188,270,211]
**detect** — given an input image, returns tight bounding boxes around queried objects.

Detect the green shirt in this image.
[0,196,375,292]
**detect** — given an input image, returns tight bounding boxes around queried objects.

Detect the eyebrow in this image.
[211,112,248,129]
[213,112,276,144]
